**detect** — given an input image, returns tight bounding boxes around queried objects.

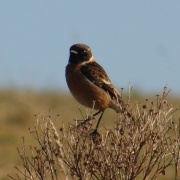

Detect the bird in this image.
[65,43,131,133]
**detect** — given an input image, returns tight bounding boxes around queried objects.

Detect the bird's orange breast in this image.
[66,64,111,110]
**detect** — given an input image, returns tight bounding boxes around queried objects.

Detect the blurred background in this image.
[0,1,179,179]
[0,0,180,93]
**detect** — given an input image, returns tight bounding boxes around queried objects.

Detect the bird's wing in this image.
[80,62,132,117]
[80,62,122,102]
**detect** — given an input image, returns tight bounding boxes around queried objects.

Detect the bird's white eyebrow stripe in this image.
[70,50,78,54]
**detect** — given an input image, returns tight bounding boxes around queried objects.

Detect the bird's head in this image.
[69,44,93,64]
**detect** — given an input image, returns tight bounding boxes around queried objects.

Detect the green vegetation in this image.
[0,88,179,179]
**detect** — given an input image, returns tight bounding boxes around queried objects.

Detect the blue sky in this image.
[0,1,180,94]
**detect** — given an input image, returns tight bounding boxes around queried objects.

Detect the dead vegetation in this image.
[9,86,180,180]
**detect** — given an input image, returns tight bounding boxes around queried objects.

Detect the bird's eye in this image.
[82,50,87,55]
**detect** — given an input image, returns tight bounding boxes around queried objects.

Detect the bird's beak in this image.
[70,50,78,54]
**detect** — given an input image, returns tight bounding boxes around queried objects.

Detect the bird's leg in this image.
[90,111,104,136]
[77,110,102,127]
[92,110,102,117]
[95,111,104,130]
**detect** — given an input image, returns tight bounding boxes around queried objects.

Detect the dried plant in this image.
[9,86,180,180]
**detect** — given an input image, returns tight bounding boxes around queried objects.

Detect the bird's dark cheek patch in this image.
[69,58,79,64]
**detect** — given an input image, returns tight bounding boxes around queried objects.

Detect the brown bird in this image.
[66,43,131,133]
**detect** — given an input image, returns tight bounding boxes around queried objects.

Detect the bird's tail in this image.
[110,97,132,118]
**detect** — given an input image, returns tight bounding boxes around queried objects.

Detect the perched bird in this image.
[66,43,131,133]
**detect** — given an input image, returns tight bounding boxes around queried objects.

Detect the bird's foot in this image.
[76,115,95,128]
[89,129,101,143]
[89,128,99,136]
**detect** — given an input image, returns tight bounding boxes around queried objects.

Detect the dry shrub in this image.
[9,86,180,180]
